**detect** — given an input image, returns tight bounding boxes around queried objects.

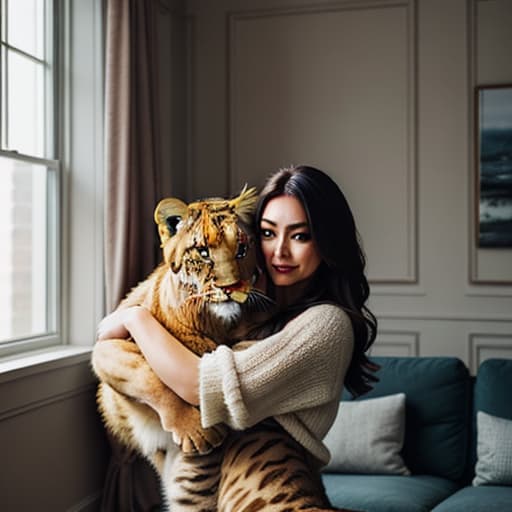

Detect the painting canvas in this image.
[477,85,512,248]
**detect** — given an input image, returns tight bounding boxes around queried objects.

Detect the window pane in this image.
[0,155,56,343]
[6,50,45,156]
[5,0,45,58]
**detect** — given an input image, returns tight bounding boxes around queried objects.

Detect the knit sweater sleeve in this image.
[199,303,354,430]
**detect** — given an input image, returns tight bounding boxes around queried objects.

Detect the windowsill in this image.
[0,345,93,384]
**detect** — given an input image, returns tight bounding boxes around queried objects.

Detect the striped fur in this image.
[166,420,358,512]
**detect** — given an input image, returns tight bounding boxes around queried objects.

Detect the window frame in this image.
[1,0,56,159]
[0,152,61,357]
[0,0,61,355]
[0,0,105,361]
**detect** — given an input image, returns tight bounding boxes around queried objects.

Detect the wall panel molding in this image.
[465,284,512,298]
[227,0,418,284]
[0,358,96,420]
[468,0,512,284]
[0,384,96,422]
[371,330,419,357]
[468,332,512,373]
[377,312,512,322]
[371,285,426,297]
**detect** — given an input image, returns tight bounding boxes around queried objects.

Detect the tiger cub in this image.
[92,188,358,512]
[92,186,259,457]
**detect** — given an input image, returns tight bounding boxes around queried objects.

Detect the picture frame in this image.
[475,84,512,248]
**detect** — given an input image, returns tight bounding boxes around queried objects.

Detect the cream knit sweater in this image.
[199,303,354,465]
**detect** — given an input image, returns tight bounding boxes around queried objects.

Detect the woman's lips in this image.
[272,265,297,274]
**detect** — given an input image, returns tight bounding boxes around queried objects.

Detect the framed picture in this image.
[475,84,512,248]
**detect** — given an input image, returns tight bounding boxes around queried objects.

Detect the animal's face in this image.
[154,187,258,306]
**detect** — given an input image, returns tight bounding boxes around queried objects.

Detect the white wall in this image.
[184,0,512,373]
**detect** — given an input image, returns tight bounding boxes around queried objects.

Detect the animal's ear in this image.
[228,184,258,224]
[154,197,188,244]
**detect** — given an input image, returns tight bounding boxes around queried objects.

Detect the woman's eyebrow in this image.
[286,222,308,230]
[261,219,309,231]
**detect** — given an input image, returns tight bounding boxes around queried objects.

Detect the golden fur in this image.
[92,188,358,512]
[92,187,258,455]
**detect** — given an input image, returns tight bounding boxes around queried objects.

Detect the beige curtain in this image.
[105,0,161,312]
[102,0,163,509]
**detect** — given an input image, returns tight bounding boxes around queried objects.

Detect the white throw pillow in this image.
[323,393,410,475]
[473,410,512,486]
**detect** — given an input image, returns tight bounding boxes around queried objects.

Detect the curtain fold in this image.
[102,0,163,509]
[105,0,161,312]
[100,432,162,512]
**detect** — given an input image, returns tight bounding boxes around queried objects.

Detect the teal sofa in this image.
[322,357,512,512]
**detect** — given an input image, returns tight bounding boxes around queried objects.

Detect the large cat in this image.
[92,186,259,457]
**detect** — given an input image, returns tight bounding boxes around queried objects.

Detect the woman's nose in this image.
[275,236,289,257]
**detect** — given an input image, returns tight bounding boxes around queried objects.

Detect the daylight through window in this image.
[0,0,59,350]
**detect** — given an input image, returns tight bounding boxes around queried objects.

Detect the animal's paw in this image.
[185,422,228,454]
[173,420,228,455]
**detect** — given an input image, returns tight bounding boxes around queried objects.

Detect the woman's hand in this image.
[96,306,146,341]
[97,309,130,340]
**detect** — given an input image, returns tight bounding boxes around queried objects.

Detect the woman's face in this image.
[259,195,322,287]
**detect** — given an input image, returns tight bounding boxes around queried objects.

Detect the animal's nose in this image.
[222,280,249,303]
[214,261,240,287]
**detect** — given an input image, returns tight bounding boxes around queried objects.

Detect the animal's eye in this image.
[166,215,182,236]
[197,247,210,259]
[235,242,247,259]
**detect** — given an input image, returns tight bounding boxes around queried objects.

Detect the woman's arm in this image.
[199,304,354,430]
[96,303,353,430]
[97,306,200,406]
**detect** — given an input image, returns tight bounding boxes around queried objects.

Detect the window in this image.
[0,0,59,353]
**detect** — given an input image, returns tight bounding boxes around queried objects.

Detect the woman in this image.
[97,164,378,467]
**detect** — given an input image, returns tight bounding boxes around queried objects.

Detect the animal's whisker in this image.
[184,290,214,302]
[245,289,276,313]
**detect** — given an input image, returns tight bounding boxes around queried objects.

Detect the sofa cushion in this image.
[431,484,512,511]
[473,411,512,486]
[324,393,410,475]
[474,358,512,421]
[344,357,471,481]
[322,474,460,512]
[470,358,512,479]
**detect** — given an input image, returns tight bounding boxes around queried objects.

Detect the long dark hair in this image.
[254,165,378,397]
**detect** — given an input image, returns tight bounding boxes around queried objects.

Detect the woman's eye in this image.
[260,229,273,238]
[292,232,311,242]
